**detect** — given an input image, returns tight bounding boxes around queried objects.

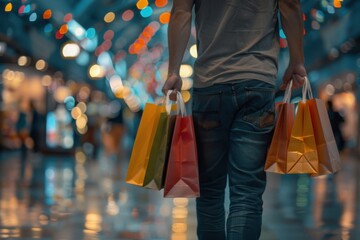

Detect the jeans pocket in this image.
[242,86,275,129]
[192,90,222,130]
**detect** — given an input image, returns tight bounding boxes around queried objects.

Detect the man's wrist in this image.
[167,71,180,77]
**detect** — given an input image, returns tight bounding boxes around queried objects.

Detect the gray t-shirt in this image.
[193,0,279,88]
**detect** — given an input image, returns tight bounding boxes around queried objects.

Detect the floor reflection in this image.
[0,149,359,239]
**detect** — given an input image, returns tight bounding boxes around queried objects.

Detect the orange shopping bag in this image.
[126,103,165,186]
[265,81,295,173]
[306,78,341,176]
[286,78,319,174]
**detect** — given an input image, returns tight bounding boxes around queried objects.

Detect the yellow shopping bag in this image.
[126,103,165,186]
[286,79,319,174]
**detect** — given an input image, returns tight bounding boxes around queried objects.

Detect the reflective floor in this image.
[0,148,360,240]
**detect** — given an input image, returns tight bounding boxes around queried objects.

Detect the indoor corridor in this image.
[0,149,359,240]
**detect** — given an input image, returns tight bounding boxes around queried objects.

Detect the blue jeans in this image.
[192,80,275,240]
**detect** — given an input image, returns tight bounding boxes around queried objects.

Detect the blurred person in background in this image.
[29,100,43,154]
[327,99,346,152]
[16,103,30,185]
[162,0,306,239]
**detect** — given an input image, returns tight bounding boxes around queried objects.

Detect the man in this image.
[162,0,306,239]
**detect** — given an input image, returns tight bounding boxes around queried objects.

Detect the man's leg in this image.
[192,85,233,240]
[226,81,275,240]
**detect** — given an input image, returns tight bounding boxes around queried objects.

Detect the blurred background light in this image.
[89,64,105,79]
[29,12,37,22]
[5,3,12,12]
[43,9,52,19]
[35,59,47,71]
[104,12,115,23]
[179,64,193,78]
[140,6,153,18]
[62,42,81,58]
[122,10,134,22]
[136,0,149,10]
[17,56,30,66]
[189,44,197,58]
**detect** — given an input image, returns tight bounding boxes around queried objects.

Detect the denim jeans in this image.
[192,80,275,240]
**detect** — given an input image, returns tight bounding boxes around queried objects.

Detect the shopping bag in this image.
[286,79,319,174]
[307,78,341,175]
[143,100,177,190]
[126,103,165,186]
[164,92,200,198]
[265,81,295,173]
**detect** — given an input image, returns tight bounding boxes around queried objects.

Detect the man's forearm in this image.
[279,0,304,65]
[167,2,193,76]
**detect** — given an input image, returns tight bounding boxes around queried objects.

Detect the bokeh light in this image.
[44,23,53,33]
[179,64,193,78]
[122,10,134,22]
[155,0,168,8]
[136,0,149,10]
[89,64,105,79]
[43,9,52,19]
[5,3,12,12]
[18,56,30,66]
[29,12,37,22]
[159,12,170,24]
[62,42,81,58]
[64,13,73,22]
[104,12,115,23]
[64,96,76,110]
[86,28,96,39]
[189,44,197,58]
[71,107,82,119]
[140,6,153,18]
[59,24,69,34]
[35,59,47,71]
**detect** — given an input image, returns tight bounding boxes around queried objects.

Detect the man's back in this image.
[194,0,279,88]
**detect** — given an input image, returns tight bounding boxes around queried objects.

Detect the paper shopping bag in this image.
[126,103,165,186]
[143,112,176,190]
[287,101,319,174]
[265,102,295,173]
[164,92,200,198]
[308,98,341,176]
[265,81,294,173]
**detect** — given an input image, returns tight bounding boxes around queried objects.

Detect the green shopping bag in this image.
[143,112,176,190]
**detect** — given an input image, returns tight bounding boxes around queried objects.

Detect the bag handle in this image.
[283,80,293,103]
[302,76,313,102]
[165,90,187,117]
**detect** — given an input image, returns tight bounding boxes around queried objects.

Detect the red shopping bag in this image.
[164,92,200,198]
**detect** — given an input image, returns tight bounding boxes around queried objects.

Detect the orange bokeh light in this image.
[334,0,342,8]
[155,0,168,8]
[43,9,52,19]
[136,0,148,10]
[159,12,170,24]
[59,24,68,34]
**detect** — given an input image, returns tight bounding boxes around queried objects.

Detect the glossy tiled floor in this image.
[0,149,360,240]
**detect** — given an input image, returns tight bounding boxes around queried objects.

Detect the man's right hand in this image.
[280,62,307,90]
[162,73,183,101]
